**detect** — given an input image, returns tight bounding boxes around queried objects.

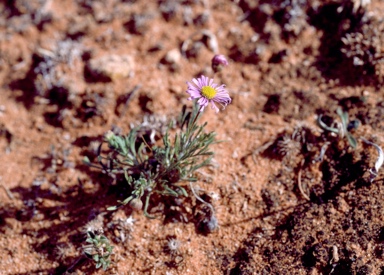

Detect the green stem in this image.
[189,105,203,132]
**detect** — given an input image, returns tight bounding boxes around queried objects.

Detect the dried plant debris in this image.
[238,0,310,40]
[265,124,319,164]
[341,15,384,77]
[164,236,185,268]
[106,217,135,243]
[164,236,181,255]
[361,137,383,182]
[131,114,173,145]
[190,183,218,234]
[34,39,85,97]
[270,0,310,39]
[276,133,302,161]
[262,112,375,202]
[5,0,53,29]
[260,124,324,201]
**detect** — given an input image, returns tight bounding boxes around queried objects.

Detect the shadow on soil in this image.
[306,1,375,87]
[223,134,384,274]
[0,165,119,274]
[0,134,215,274]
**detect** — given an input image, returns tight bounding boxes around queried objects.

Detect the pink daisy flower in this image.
[186,75,231,113]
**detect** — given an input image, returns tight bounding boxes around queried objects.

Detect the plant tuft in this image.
[83,229,114,271]
[94,103,217,218]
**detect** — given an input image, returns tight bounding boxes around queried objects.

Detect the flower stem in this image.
[189,105,203,130]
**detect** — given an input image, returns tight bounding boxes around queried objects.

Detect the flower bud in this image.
[129,198,143,210]
[104,130,115,143]
[211,54,229,73]
[104,130,118,149]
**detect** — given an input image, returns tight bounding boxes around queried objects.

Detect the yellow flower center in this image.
[201,86,217,99]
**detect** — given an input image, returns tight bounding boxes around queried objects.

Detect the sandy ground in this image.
[0,0,384,274]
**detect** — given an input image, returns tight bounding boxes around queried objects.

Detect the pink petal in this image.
[210,101,220,113]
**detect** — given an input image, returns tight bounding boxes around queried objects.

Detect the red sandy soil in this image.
[1,0,384,274]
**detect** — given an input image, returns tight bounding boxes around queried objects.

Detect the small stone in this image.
[87,54,135,82]
[163,48,181,65]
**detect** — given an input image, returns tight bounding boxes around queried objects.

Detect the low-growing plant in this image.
[317,108,384,183]
[317,107,359,148]
[83,229,114,271]
[85,64,231,219]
